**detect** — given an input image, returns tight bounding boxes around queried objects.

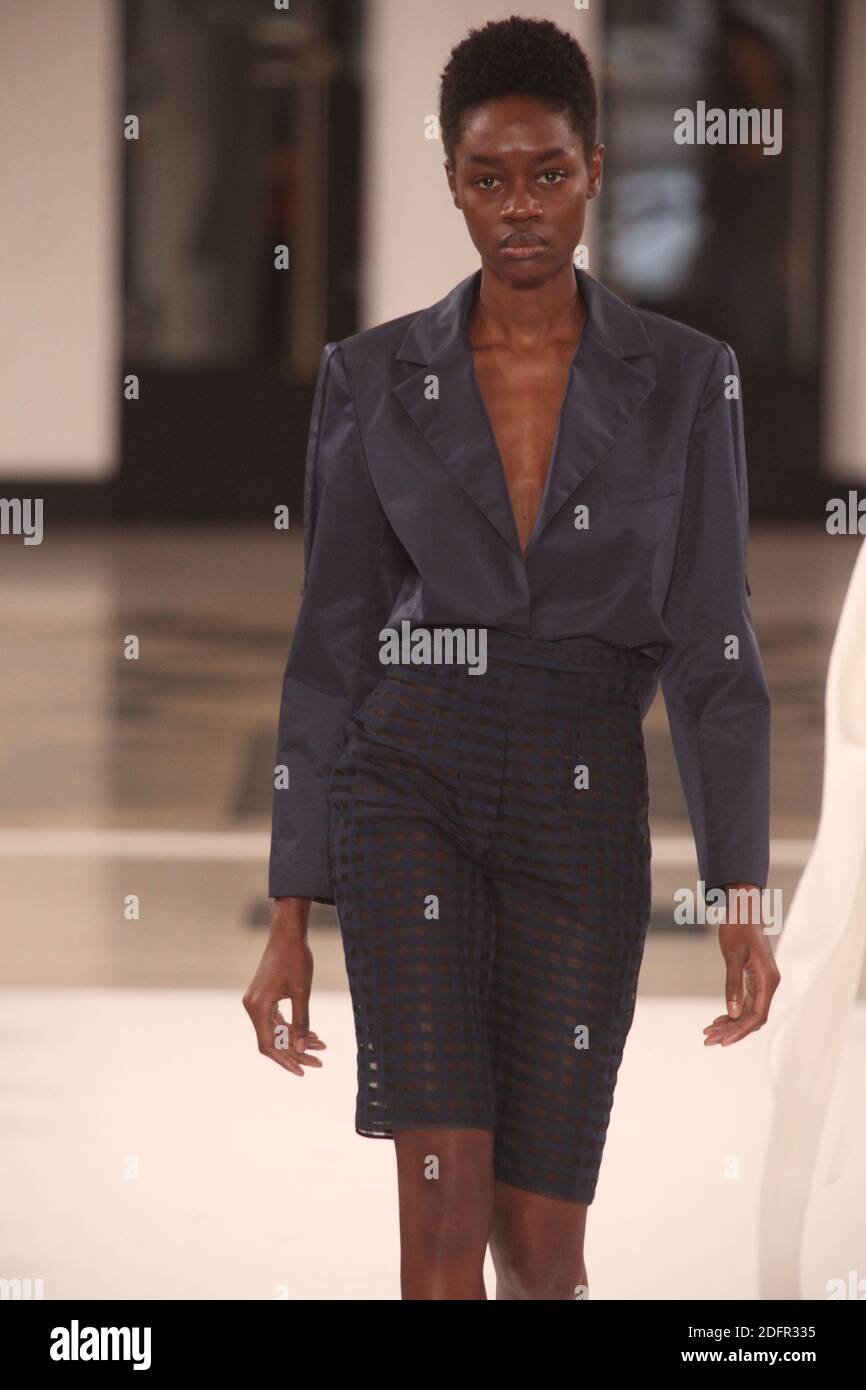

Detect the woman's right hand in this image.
[242,897,327,1076]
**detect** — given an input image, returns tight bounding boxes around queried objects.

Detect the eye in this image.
[539,169,567,186]
[473,175,500,190]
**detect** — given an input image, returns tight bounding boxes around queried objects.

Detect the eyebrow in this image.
[464,146,572,166]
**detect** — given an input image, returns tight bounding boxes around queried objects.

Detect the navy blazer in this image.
[268,265,771,904]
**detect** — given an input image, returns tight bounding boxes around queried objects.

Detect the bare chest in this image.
[472,346,576,557]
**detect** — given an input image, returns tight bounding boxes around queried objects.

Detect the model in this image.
[244,16,777,1300]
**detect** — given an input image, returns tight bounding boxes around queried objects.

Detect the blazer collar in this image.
[392,265,658,559]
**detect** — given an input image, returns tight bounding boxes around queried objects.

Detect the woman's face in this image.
[445,94,603,282]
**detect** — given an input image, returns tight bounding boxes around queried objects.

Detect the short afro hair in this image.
[438,15,598,167]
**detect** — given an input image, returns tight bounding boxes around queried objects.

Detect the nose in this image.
[500,177,543,220]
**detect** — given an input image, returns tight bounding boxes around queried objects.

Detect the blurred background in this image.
[2,0,865,1300]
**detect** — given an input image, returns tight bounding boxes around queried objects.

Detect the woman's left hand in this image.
[703,883,781,1046]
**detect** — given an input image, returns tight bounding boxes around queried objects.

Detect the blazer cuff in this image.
[269,884,336,907]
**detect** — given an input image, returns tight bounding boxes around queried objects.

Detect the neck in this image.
[469,260,586,351]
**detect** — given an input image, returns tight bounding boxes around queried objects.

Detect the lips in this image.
[500,234,548,259]
[501,233,546,248]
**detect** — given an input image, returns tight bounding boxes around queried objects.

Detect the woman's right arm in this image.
[245,341,410,1070]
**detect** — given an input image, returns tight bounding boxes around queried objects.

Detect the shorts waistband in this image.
[386,625,652,676]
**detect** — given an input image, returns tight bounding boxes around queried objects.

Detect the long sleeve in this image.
[268,342,411,902]
[659,340,771,896]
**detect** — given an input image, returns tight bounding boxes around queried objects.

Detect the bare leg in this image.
[393,1128,494,1299]
[489,1180,589,1300]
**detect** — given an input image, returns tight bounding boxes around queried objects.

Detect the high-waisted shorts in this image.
[327,629,653,1204]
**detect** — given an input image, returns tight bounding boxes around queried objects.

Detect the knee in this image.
[395,1131,495,1298]
[492,1240,588,1301]
[395,1128,494,1260]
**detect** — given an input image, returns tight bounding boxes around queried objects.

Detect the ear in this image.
[587,144,605,199]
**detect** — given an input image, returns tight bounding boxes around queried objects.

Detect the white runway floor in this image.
[2,988,864,1301]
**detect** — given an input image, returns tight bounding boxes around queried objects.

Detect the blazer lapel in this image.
[528,276,658,553]
[392,271,522,555]
[391,265,658,562]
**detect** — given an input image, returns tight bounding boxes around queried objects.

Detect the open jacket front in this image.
[268,265,772,904]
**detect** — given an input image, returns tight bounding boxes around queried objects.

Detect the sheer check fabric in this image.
[327,632,653,1205]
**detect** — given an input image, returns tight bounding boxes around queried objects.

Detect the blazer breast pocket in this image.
[604,467,681,505]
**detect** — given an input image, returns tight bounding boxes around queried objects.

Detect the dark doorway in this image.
[600,0,836,520]
[119,0,364,521]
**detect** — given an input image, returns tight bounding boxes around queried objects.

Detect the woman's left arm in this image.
[658,342,778,1042]
[659,339,772,898]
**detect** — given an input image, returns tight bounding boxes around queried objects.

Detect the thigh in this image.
[329,755,497,1134]
[484,664,652,1204]
[487,872,631,1203]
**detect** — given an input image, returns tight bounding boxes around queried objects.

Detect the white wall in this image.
[0,0,120,478]
[360,0,602,329]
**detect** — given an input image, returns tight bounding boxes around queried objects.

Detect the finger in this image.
[703,1021,734,1044]
[715,994,764,1044]
[273,1044,324,1070]
[274,1009,325,1049]
[290,991,311,1054]
[724,952,748,1019]
[259,1042,323,1076]
[247,1006,304,1073]
[704,1005,757,1043]
[719,1015,763,1044]
[278,1011,326,1049]
[704,1018,753,1045]
[270,1016,323,1068]
[263,1014,325,1072]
